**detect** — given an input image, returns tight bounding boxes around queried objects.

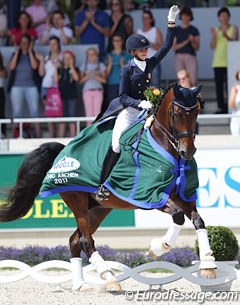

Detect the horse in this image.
[0,83,216,291]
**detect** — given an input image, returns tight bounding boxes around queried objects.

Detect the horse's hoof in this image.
[200,268,216,279]
[105,279,123,292]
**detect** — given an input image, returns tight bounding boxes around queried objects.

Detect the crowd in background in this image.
[0,0,240,138]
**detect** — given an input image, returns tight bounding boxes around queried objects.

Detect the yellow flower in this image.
[153,89,161,96]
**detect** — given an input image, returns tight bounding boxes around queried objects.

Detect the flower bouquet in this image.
[143,86,163,107]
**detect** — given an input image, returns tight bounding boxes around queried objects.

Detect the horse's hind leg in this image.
[61,192,122,291]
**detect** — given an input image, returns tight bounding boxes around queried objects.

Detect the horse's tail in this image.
[0,142,65,222]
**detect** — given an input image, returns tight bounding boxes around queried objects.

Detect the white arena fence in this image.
[0,114,239,140]
[0,259,239,292]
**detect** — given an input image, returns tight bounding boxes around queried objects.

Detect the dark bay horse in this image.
[0,83,216,291]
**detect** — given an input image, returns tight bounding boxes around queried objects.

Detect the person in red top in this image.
[10,11,37,45]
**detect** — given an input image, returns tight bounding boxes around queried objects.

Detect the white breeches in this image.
[112,107,144,153]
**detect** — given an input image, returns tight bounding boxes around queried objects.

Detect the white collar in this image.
[134,57,146,71]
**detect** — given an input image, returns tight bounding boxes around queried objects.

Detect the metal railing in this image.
[0,114,239,140]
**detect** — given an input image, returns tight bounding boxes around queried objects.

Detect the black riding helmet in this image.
[126,34,151,53]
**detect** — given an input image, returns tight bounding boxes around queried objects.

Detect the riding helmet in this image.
[126,34,151,53]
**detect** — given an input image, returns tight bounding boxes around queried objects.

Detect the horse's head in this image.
[154,83,203,160]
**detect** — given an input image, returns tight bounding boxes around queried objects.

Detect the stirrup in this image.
[96,185,110,201]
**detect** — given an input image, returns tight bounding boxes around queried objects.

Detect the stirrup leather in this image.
[96,185,110,201]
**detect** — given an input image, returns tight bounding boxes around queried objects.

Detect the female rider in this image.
[96,5,180,201]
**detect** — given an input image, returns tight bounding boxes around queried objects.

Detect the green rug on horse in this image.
[40,119,199,209]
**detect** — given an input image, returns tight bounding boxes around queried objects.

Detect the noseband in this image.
[154,99,200,152]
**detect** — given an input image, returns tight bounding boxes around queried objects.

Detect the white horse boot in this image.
[149,223,183,259]
[196,229,217,270]
[89,251,122,291]
[70,257,85,290]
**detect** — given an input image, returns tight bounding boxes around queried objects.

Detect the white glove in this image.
[138,100,153,110]
[167,5,180,22]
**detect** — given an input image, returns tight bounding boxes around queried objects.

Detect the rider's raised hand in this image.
[168,5,180,22]
[138,100,153,110]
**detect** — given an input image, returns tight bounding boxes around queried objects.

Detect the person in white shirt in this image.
[40,10,73,45]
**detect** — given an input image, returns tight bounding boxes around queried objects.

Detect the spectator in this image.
[105,33,131,103]
[25,0,48,44]
[74,0,110,60]
[124,14,134,37]
[53,50,79,137]
[10,11,38,46]
[79,47,106,126]
[228,70,240,135]
[39,35,62,137]
[210,7,238,114]
[0,3,8,46]
[172,7,200,86]
[107,0,132,52]
[177,69,193,88]
[137,9,163,87]
[40,10,73,45]
[0,50,7,137]
[7,34,41,138]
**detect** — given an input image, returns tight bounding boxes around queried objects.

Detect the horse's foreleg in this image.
[149,199,185,259]
[62,192,121,291]
[175,200,216,277]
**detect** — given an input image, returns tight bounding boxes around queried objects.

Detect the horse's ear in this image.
[173,82,184,99]
[192,84,202,96]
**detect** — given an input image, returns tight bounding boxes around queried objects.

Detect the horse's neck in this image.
[150,101,179,161]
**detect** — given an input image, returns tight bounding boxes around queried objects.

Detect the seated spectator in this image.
[228,70,240,136]
[105,33,131,103]
[177,69,193,88]
[53,50,79,137]
[10,11,38,46]
[39,35,63,137]
[79,47,106,126]
[25,0,48,44]
[0,3,8,46]
[137,9,163,87]
[0,50,7,137]
[40,10,73,45]
[74,0,110,60]
[7,34,41,138]
[107,0,132,52]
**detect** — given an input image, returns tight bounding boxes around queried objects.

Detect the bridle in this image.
[153,87,201,153]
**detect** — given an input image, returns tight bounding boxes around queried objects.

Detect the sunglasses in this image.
[178,76,187,81]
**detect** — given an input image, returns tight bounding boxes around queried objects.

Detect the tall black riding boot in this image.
[96,147,119,201]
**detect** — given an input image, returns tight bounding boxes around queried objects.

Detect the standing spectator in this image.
[210,7,238,114]
[10,11,38,46]
[7,34,41,138]
[172,7,200,86]
[0,3,8,46]
[137,9,163,87]
[40,10,73,45]
[124,14,134,37]
[79,47,106,126]
[74,0,110,60]
[53,50,79,137]
[0,50,7,137]
[39,35,62,137]
[105,33,131,103]
[177,69,193,88]
[107,0,132,52]
[228,70,240,135]
[25,0,48,44]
